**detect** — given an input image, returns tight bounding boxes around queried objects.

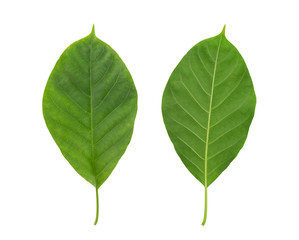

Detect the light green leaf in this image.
[43,26,137,225]
[162,26,256,225]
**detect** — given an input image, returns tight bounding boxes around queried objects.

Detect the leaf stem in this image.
[94,188,99,225]
[201,186,207,225]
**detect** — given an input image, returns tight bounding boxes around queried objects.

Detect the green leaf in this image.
[43,26,137,225]
[162,26,256,225]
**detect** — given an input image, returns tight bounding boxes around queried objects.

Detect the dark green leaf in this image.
[162,26,256,225]
[43,26,137,225]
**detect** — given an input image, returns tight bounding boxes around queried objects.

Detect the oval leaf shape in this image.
[43,26,137,225]
[162,26,256,225]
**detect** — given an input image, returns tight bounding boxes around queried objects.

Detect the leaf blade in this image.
[43,27,137,223]
[162,26,256,225]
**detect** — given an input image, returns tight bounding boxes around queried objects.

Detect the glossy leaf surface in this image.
[43,26,137,224]
[162,26,256,225]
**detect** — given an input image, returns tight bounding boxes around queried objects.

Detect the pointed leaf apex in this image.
[221,25,226,36]
[91,24,95,36]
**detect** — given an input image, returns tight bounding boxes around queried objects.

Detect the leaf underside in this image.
[43,27,137,190]
[162,26,256,224]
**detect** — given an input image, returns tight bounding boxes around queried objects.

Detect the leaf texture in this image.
[162,26,256,225]
[43,26,137,224]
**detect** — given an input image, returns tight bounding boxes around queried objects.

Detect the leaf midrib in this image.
[204,34,224,187]
[89,35,97,187]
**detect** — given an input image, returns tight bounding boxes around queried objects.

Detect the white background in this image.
[0,0,298,239]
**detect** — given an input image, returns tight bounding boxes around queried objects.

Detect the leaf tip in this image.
[91,24,95,36]
[221,24,226,35]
